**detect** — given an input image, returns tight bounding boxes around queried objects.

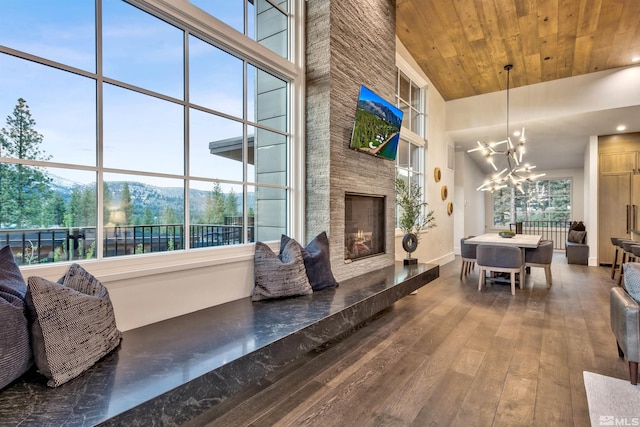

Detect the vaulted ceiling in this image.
[395,0,640,174]
[396,0,640,101]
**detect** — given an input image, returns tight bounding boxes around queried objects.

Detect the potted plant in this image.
[395,177,436,264]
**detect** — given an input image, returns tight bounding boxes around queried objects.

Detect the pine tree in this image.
[75,186,95,227]
[143,207,154,225]
[162,206,178,224]
[65,187,82,227]
[103,182,112,225]
[44,192,66,227]
[223,188,239,223]
[204,183,225,224]
[0,98,52,228]
[120,182,133,225]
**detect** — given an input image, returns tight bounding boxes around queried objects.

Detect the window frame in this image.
[0,0,306,276]
[491,177,573,228]
[394,59,428,233]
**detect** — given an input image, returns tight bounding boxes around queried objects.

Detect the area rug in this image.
[583,371,640,426]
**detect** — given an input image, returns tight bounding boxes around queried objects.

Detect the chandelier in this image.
[468,64,545,193]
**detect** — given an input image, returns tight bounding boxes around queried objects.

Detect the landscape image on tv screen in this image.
[350,85,404,161]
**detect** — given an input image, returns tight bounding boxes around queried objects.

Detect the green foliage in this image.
[224,188,239,220]
[85,241,96,259]
[44,192,66,227]
[203,182,226,224]
[65,187,82,227]
[0,98,52,228]
[395,177,435,243]
[53,246,64,262]
[352,109,398,151]
[143,207,154,225]
[492,178,571,226]
[120,182,133,225]
[162,206,178,224]
[103,182,112,225]
[22,241,38,265]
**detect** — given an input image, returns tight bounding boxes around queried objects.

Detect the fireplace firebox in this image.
[344,193,385,261]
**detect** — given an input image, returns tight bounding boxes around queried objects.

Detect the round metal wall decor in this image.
[447,202,453,216]
[441,185,448,200]
[434,167,442,182]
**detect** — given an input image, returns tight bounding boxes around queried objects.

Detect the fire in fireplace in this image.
[344,193,385,261]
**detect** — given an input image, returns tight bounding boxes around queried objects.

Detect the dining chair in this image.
[460,237,477,280]
[524,239,554,288]
[477,245,523,296]
[610,237,624,280]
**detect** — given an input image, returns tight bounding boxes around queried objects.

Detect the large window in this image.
[0,1,295,265]
[493,178,572,227]
[395,68,426,228]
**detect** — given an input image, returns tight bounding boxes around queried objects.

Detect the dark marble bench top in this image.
[0,261,438,427]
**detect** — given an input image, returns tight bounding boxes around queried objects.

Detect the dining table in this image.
[466,233,542,284]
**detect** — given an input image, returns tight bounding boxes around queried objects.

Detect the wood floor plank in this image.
[197,253,626,426]
[493,373,538,425]
[411,371,475,425]
[283,342,416,426]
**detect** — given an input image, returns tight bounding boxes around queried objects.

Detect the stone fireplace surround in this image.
[306,0,397,282]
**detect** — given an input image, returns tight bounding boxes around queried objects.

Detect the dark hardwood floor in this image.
[191,253,628,426]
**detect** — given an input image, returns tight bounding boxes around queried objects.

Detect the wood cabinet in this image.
[600,152,640,174]
[598,133,640,265]
[598,174,633,264]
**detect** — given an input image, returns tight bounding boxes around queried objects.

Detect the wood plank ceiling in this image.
[396,0,640,101]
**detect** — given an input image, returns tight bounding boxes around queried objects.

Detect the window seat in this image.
[0,261,439,426]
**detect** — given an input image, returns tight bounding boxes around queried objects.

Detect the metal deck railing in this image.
[0,223,255,265]
[510,220,575,250]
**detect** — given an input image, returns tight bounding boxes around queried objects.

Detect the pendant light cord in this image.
[505,64,512,140]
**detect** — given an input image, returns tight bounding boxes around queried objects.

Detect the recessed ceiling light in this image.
[617,125,627,132]
[633,57,640,63]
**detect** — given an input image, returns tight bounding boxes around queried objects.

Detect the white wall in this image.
[586,135,599,266]
[19,243,260,332]
[453,151,486,254]
[446,66,640,133]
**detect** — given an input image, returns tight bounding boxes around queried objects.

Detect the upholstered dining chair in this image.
[460,238,477,280]
[477,245,523,296]
[524,239,554,288]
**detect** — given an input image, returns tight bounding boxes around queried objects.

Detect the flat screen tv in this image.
[349,85,404,161]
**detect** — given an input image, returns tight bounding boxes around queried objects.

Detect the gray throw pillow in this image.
[252,240,312,301]
[25,263,122,387]
[280,232,339,291]
[0,245,32,390]
[567,230,586,244]
[623,263,640,304]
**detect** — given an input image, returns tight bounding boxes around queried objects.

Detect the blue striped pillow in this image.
[623,263,640,303]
